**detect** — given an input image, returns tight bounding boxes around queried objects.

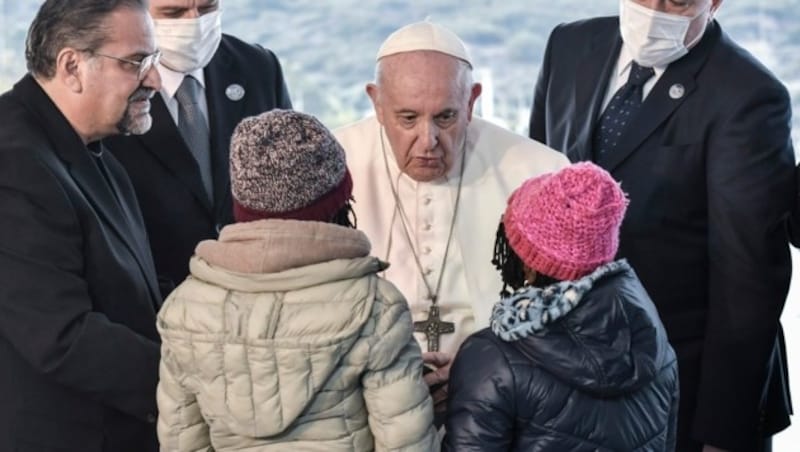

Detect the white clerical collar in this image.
[157,64,206,101]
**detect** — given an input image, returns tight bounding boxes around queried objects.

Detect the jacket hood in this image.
[195,218,373,275]
[490,260,670,396]
[159,219,389,437]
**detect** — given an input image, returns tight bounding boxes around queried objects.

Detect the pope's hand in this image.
[422,351,451,410]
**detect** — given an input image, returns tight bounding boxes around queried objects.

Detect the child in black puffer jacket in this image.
[444,162,678,452]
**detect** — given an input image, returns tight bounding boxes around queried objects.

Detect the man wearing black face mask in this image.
[528,1,795,452]
[106,0,293,297]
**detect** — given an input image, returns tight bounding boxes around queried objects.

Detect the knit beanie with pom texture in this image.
[229,109,352,223]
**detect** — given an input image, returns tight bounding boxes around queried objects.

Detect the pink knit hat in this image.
[503,162,628,281]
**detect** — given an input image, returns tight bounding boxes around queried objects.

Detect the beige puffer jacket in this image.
[156,219,438,451]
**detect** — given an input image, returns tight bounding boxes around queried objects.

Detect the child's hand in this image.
[702,446,729,452]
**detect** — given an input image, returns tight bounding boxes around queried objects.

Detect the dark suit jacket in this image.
[530,18,795,452]
[106,34,292,296]
[0,75,161,451]
[790,164,800,246]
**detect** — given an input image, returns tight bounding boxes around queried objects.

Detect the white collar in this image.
[616,44,668,79]
[157,64,206,100]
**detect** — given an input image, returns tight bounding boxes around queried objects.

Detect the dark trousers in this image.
[679,438,771,452]
[673,340,774,452]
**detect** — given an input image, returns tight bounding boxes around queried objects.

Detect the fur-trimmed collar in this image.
[491,260,631,341]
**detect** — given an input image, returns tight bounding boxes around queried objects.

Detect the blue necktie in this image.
[593,62,655,161]
[175,75,213,201]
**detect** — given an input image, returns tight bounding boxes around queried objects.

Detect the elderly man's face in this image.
[368,51,481,182]
[149,0,220,19]
[83,7,161,138]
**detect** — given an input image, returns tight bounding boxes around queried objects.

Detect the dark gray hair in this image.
[25,0,148,79]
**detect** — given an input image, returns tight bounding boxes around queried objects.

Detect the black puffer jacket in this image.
[444,260,679,452]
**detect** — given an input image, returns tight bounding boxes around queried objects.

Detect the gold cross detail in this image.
[414,305,454,352]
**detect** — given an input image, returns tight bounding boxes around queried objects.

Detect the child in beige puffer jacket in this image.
[156,110,438,452]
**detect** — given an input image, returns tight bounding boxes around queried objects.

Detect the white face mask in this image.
[154,10,223,73]
[619,0,711,67]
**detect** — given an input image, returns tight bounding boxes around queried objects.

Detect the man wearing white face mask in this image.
[106,0,293,297]
[529,1,796,452]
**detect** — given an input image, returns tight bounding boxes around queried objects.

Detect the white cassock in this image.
[335,116,569,356]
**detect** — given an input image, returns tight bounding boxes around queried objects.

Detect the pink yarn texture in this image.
[503,162,628,281]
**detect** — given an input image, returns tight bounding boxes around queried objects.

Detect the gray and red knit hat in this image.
[229,109,352,223]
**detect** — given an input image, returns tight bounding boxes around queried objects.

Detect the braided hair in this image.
[492,220,559,296]
[492,221,525,296]
[330,199,357,229]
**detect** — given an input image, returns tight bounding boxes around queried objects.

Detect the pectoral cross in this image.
[414,305,454,352]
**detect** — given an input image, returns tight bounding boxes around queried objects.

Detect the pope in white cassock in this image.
[334,21,568,393]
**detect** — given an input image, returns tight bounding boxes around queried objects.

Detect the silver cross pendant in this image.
[414,305,455,352]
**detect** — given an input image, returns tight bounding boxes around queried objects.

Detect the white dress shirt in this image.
[157,65,210,129]
[600,45,667,113]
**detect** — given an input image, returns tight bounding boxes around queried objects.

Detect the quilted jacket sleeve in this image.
[362,279,439,452]
[156,340,211,452]
[665,364,680,452]
[443,333,515,452]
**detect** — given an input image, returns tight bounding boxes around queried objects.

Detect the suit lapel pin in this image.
[668,83,685,100]
[225,84,245,101]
